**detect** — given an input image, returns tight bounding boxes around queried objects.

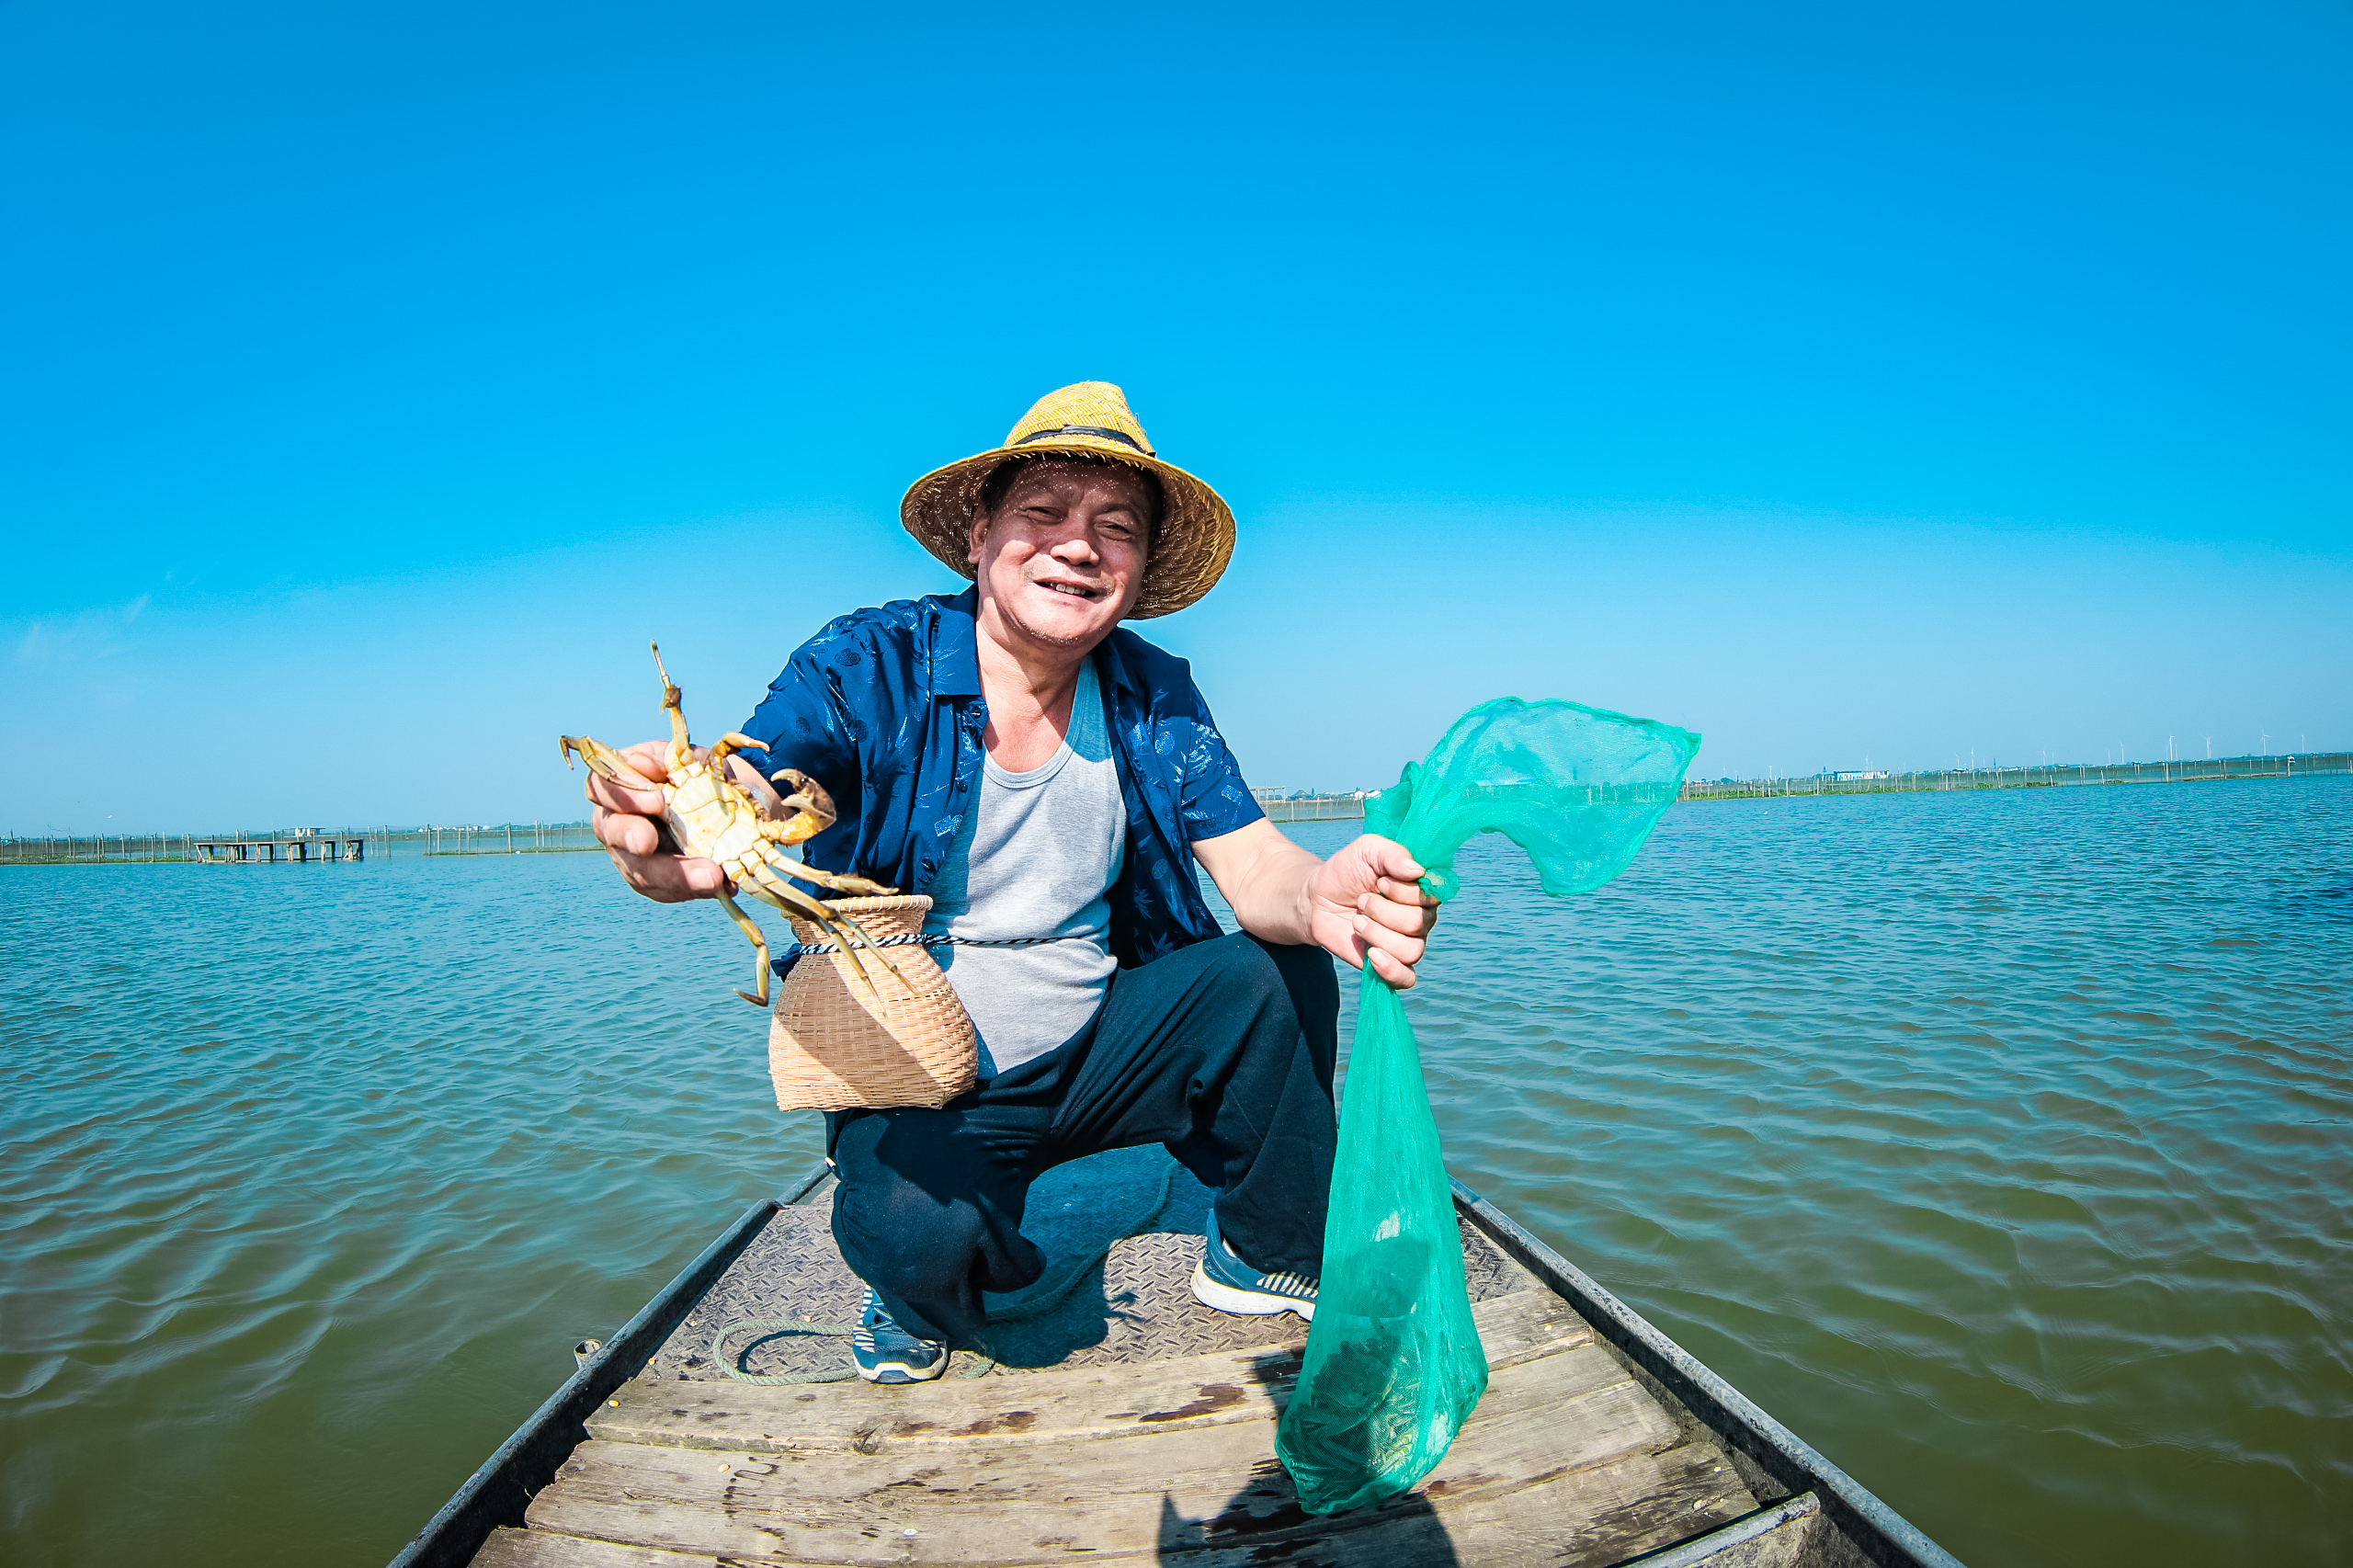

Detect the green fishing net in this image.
[1274,697,1700,1515]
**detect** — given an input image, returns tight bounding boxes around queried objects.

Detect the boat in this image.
[388,1149,1962,1568]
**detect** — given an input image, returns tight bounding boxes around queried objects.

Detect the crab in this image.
[561,642,909,1006]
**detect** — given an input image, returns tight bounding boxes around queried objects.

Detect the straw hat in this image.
[901,381,1236,619]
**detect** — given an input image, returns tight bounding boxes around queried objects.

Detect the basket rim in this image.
[807,893,932,915]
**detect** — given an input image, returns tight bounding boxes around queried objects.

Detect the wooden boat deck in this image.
[460,1153,1840,1568]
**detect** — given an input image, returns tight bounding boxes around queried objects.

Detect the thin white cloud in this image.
[6,596,154,665]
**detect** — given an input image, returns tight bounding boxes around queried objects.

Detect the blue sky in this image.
[5,1,2348,832]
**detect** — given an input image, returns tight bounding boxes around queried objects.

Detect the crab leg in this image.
[712,751,895,896]
[763,765,839,848]
[559,733,649,785]
[736,855,851,924]
[813,904,915,993]
[731,872,881,990]
[744,860,913,998]
[739,860,894,994]
[708,731,760,766]
[649,642,693,767]
[702,744,884,888]
[754,842,895,897]
[712,885,773,1007]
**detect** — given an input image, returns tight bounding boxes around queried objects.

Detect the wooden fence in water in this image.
[0,822,603,866]
[6,803,1382,865]
[1256,794,1367,823]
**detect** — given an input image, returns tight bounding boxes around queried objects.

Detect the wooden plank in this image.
[396,1166,834,1568]
[526,1339,1754,1563]
[1617,1493,1824,1568]
[511,1438,1747,1566]
[591,1288,1588,1454]
[471,1528,719,1567]
[553,1339,1632,1521]
[1449,1441,1769,1568]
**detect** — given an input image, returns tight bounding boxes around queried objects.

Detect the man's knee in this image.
[1195,930,1333,1004]
[1189,930,1280,998]
[829,1109,994,1296]
[832,1166,988,1300]
[1251,933,1339,1016]
[1186,933,1340,1090]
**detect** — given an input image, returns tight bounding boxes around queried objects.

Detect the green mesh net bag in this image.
[1274,697,1700,1515]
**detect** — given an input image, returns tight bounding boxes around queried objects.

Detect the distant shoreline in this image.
[7,762,2347,865]
[1680,753,2349,803]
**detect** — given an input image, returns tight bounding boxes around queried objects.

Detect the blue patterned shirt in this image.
[738,589,1264,969]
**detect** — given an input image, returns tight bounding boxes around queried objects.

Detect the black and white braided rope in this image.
[779,931,1074,959]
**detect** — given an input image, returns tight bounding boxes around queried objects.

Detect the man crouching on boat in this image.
[581,382,1438,1383]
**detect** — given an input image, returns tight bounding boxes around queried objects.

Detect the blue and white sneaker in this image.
[1191,1210,1317,1322]
[851,1288,949,1384]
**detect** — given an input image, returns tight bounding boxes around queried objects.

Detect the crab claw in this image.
[768,767,839,846]
[560,734,608,774]
[560,733,645,785]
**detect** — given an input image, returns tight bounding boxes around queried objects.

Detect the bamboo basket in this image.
[767,894,977,1111]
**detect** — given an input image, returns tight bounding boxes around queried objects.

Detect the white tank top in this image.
[922,657,1127,1074]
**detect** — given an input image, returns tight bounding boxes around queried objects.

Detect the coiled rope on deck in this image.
[710,1156,1176,1385]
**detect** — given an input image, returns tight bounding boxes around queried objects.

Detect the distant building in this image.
[1830,770,1891,781]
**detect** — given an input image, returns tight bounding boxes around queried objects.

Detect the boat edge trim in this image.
[1451,1177,1964,1568]
[382,1158,833,1568]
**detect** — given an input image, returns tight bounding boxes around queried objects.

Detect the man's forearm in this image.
[1194,818,1438,985]
[1221,836,1323,948]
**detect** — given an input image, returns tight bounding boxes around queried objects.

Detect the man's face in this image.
[968,460,1153,650]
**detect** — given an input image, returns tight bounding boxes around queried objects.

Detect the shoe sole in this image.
[1190,1259,1315,1322]
[856,1358,949,1384]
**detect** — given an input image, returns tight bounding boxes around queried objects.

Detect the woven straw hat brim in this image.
[901,436,1235,620]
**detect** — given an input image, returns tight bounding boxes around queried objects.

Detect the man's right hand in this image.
[585,741,733,903]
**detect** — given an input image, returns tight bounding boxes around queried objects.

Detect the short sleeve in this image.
[1175,679,1266,843]
[739,631,858,829]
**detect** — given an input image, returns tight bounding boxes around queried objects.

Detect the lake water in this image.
[4,778,2347,1565]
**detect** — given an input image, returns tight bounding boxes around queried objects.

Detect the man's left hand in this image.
[1307,834,1442,988]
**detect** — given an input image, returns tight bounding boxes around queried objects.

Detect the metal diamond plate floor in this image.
[647,1148,1532,1384]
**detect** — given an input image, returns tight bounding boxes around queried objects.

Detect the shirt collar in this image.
[1098,629,1144,699]
[929,589,983,699]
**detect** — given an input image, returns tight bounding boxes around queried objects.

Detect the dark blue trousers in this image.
[827,933,1340,1345]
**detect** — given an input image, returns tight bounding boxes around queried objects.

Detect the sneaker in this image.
[1190,1210,1317,1322]
[851,1288,949,1383]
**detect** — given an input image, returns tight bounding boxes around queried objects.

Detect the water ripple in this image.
[3,854,815,1563]
[3,779,2348,1564]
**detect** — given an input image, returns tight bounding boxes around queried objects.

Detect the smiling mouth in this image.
[1038,580,1102,599]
